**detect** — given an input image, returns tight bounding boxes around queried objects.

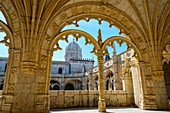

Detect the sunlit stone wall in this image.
[50,90,134,108]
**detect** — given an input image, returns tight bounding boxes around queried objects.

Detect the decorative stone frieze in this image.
[20,62,38,75]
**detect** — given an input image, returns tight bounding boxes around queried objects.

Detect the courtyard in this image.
[50,107,170,113]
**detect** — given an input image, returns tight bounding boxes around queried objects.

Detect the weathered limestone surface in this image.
[50,90,134,109]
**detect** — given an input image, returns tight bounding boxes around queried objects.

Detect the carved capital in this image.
[8,48,21,55]
[20,62,38,75]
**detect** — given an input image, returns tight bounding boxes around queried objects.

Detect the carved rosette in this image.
[152,71,164,80]
[20,62,38,76]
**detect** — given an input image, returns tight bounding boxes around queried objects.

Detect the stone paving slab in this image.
[50,107,170,113]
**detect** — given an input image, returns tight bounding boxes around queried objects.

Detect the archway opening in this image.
[48,16,142,109]
[50,80,60,90]
[0,11,9,91]
[65,83,74,90]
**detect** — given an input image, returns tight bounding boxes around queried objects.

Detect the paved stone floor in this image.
[50,107,170,113]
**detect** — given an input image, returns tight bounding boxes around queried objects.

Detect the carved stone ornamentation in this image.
[40,55,48,64]
[45,34,51,43]
[71,8,78,15]
[39,68,47,77]
[147,87,154,94]
[84,6,91,13]
[60,13,67,21]
[163,44,170,64]
[152,71,164,80]
[7,83,14,94]
[9,68,17,83]
[20,62,38,75]
[37,83,46,94]
[51,22,58,31]
[35,95,49,104]
[141,49,147,54]
[145,75,152,80]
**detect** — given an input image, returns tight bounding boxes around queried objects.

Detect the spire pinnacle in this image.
[97,29,102,46]
[112,42,116,55]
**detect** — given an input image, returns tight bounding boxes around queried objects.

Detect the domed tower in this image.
[65,40,82,61]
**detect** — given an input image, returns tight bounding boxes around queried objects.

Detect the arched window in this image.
[50,80,60,90]
[106,80,109,90]
[58,67,62,74]
[65,83,74,90]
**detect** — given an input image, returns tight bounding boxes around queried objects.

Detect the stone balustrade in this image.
[50,90,134,109]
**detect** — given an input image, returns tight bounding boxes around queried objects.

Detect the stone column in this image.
[2,49,21,112]
[152,70,169,109]
[61,74,65,90]
[89,68,93,90]
[138,62,158,110]
[113,56,121,90]
[122,71,133,93]
[97,52,106,112]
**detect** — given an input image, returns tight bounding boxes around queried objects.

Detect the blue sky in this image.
[0,11,127,66]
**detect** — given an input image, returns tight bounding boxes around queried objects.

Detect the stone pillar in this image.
[122,58,133,93]
[5,50,52,113]
[113,56,121,90]
[130,59,141,107]
[89,68,93,90]
[152,70,169,109]
[2,49,21,112]
[138,62,158,110]
[61,74,65,90]
[122,71,133,93]
[97,53,106,112]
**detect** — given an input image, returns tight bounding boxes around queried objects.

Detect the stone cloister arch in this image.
[46,25,145,111]
[0,9,23,113]
[38,3,150,112]
[0,0,169,112]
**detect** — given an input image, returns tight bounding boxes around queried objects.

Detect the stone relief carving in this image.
[152,71,163,80]
[51,22,58,31]
[9,68,17,83]
[163,43,170,64]
[145,75,152,80]
[40,55,48,64]
[38,83,46,94]
[20,62,38,75]
[7,83,14,94]
[39,68,47,77]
